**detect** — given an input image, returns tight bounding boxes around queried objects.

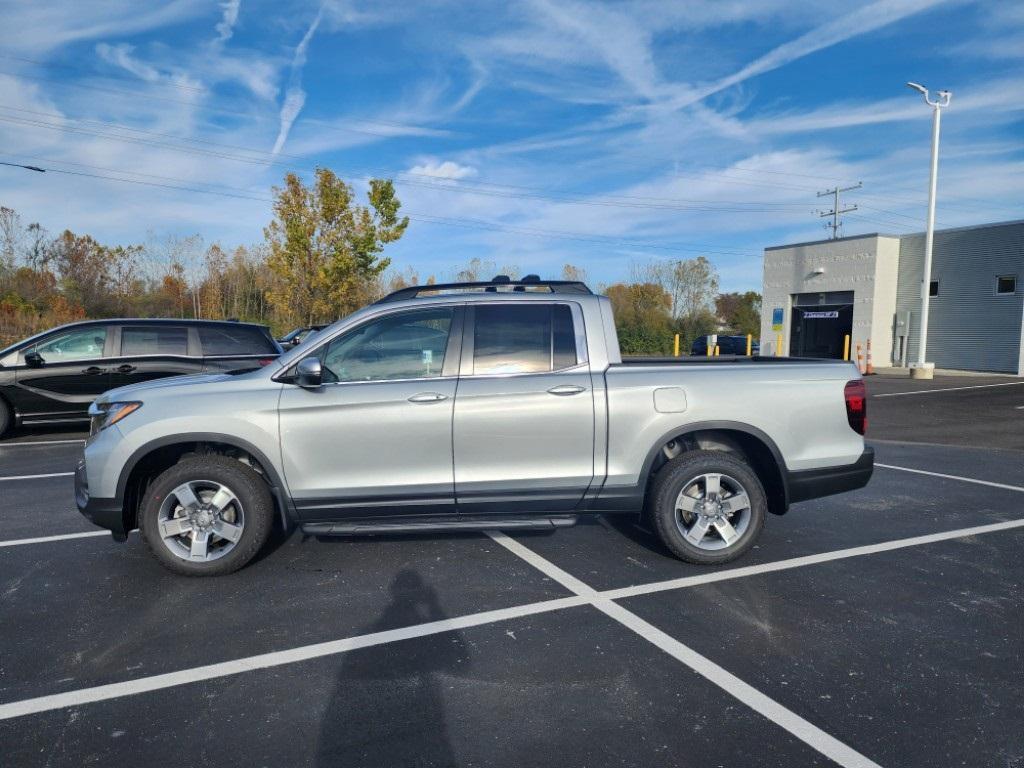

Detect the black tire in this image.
[139,455,274,576]
[649,449,766,565]
[0,397,10,438]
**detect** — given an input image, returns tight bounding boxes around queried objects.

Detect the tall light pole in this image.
[906,81,951,380]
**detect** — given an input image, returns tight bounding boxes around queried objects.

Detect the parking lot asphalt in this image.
[867,371,1024,450]
[1,384,1023,767]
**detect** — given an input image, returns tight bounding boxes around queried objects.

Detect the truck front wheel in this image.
[649,450,766,565]
[139,455,273,576]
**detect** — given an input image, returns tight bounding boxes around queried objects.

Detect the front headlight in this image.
[89,401,142,434]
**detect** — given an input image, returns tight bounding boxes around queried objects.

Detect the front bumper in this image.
[786,447,874,505]
[75,460,128,541]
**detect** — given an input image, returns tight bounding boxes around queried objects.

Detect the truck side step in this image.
[300,514,578,536]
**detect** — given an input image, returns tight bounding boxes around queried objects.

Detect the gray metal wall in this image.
[896,221,1024,373]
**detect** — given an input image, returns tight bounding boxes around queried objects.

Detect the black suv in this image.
[690,335,760,356]
[0,319,281,435]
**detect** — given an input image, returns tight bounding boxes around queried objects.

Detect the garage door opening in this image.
[789,292,853,359]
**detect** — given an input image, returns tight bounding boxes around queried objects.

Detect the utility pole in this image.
[817,182,861,239]
[904,82,951,380]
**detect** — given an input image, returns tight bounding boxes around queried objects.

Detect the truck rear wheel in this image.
[139,455,273,576]
[649,450,766,565]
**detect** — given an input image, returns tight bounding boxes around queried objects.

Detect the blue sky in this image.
[0,0,1021,291]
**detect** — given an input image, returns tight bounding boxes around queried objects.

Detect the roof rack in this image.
[374,274,593,304]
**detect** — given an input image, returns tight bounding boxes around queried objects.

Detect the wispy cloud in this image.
[96,43,162,83]
[272,4,324,156]
[214,0,241,45]
[0,0,208,54]
[95,42,205,92]
[748,76,1024,135]
[647,0,954,117]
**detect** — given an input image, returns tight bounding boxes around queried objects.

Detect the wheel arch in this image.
[117,433,292,533]
[640,421,790,516]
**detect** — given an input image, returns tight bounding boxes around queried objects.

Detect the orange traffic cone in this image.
[865,339,875,375]
[856,343,864,374]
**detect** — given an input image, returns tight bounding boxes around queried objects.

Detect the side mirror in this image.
[296,356,323,388]
[24,351,44,368]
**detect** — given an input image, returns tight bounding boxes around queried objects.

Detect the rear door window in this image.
[473,304,577,374]
[198,326,276,356]
[121,326,189,356]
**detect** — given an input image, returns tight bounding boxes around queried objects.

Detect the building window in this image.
[929,280,939,297]
[996,276,1017,295]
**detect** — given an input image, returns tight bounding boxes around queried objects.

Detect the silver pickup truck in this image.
[76,276,872,576]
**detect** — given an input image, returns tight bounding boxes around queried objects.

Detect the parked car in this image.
[276,325,328,348]
[77,276,871,576]
[691,335,760,356]
[0,319,281,435]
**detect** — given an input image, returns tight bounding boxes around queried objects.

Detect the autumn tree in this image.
[633,257,719,319]
[604,282,673,354]
[264,169,408,326]
[450,257,520,283]
[716,291,762,338]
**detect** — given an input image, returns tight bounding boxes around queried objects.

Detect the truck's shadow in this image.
[316,569,465,767]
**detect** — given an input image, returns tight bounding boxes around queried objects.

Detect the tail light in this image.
[257,358,275,367]
[844,379,867,435]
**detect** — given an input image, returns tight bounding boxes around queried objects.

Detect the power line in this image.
[3,68,1017,218]
[0,154,759,257]
[0,108,823,215]
[4,63,1020,217]
[0,69,438,140]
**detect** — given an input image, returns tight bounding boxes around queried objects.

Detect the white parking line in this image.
[0,516,1018,723]
[0,472,75,482]
[876,463,1024,492]
[602,518,1024,601]
[0,439,85,447]
[0,595,587,721]
[0,531,108,548]
[488,532,883,768]
[873,381,1024,397]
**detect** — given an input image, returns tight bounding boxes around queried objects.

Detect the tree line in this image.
[0,168,760,353]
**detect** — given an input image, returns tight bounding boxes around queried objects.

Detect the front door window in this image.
[29,327,107,363]
[321,308,454,383]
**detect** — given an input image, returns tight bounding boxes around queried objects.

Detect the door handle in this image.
[408,392,448,403]
[547,384,586,396]
[116,364,137,373]
[81,366,106,375]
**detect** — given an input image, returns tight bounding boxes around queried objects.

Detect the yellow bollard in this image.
[706,340,711,357]
[746,334,752,356]
[843,334,851,361]
[714,345,720,356]
[673,333,680,357]
[776,333,783,356]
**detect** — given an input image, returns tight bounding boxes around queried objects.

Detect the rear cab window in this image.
[198,325,277,356]
[472,304,579,375]
[121,326,189,356]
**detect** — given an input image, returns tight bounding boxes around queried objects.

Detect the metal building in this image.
[760,220,1024,374]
